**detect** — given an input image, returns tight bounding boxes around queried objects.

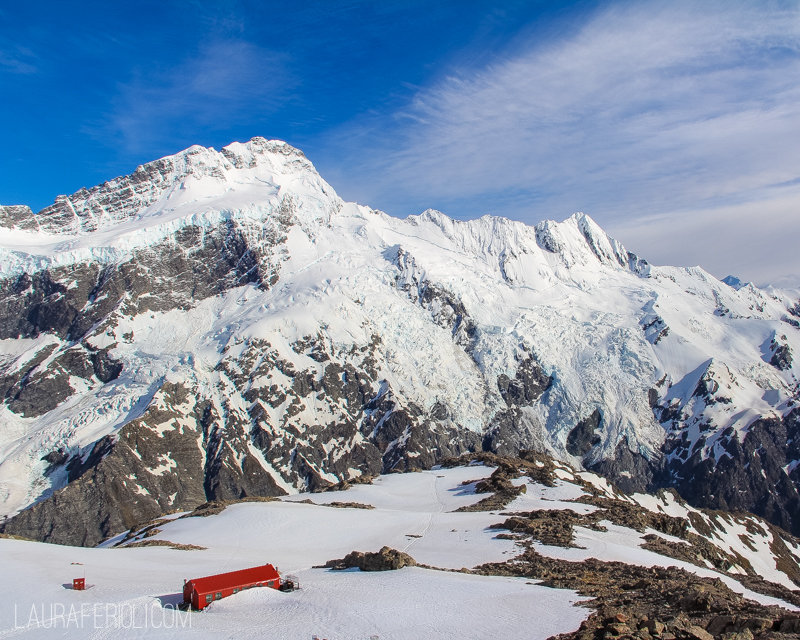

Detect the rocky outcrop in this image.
[0,215,288,422]
[323,546,417,572]
[468,455,800,640]
[0,382,287,546]
[391,246,477,348]
[0,332,482,545]
[590,437,656,494]
[1,384,216,546]
[0,205,36,230]
[566,409,602,457]
[3,343,122,418]
[642,314,670,344]
[496,354,552,407]
[478,550,798,640]
[770,340,793,371]
[481,354,553,456]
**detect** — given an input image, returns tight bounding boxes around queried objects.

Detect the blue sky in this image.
[2,1,800,286]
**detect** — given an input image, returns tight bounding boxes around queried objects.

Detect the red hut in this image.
[183,564,281,610]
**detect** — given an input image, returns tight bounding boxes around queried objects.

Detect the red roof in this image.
[187,564,280,593]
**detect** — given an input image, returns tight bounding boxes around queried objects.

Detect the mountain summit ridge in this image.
[1,137,799,546]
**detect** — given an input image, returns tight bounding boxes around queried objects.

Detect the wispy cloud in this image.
[0,43,37,74]
[90,39,292,153]
[327,1,800,285]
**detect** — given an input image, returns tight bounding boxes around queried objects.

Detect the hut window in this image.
[205,595,212,603]
[233,588,239,594]
[215,592,222,600]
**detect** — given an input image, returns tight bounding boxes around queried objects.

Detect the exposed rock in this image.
[0,382,287,546]
[326,501,374,509]
[391,247,477,348]
[1,332,481,545]
[590,437,655,494]
[658,409,800,536]
[566,409,602,457]
[496,354,552,407]
[643,315,670,344]
[5,343,122,418]
[118,540,207,551]
[477,548,795,640]
[323,546,417,572]
[483,407,549,457]
[291,499,374,510]
[0,219,282,343]
[491,509,590,547]
[770,343,793,371]
[0,205,36,230]
[181,496,281,519]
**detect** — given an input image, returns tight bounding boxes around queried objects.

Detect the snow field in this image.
[0,466,590,639]
[2,465,799,639]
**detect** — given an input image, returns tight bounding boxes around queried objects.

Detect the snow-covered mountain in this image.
[1,137,799,546]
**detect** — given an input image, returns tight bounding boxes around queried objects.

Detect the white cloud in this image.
[606,189,800,287]
[91,39,291,153]
[327,1,800,286]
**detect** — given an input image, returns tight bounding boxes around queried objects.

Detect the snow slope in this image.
[3,463,798,639]
[0,465,590,640]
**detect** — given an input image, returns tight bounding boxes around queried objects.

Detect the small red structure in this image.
[72,578,85,591]
[182,564,281,610]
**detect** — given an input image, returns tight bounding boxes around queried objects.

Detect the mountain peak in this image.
[0,137,330,238]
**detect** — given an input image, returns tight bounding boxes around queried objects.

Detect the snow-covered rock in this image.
[1,137,799,545]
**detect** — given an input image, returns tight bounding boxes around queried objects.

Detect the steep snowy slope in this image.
[1,137,799,545]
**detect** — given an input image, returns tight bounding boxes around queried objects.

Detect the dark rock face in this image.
[771,343,793,371]
[658,409,800,536]
[496,355,552,407]
[0,216,288,421]
[0,220,280,343]
[646,354,800,536]
[590,437,655,494]
[0,382,286,546]
[566,409,602,457]
[246,335,479,484]
[1,329,483,545]
[391,246,476,348]
[4,344,123,418]
[642,314,670,344]
[369,393,482,473]
[483,408,540,457]
[0,205,36,230]
[482,354,552,456]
